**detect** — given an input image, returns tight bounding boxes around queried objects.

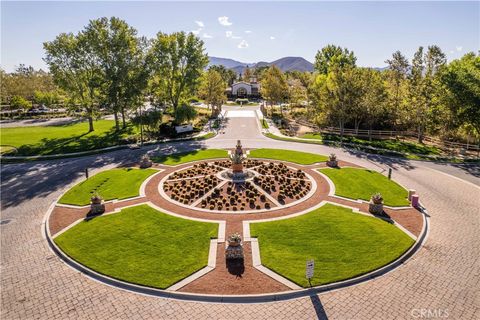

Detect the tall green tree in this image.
[385,51,410,130]
[44,32,103,132]
[440,52,480,136]
[358,68,387,139]
[83,17,148,130]
[288,79,308,107]
[314,44,356,74]
[148,32,208,114]
[1,66,56,103]
[260,65,288,113]
[312,66,362,136]
[208,65,237,85]
[198,69,227,116]
[408,46,427,141]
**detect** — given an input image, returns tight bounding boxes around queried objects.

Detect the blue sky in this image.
[1,1,479,72]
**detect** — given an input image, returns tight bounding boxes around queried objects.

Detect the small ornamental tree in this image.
[10,95,31,114]
[174,103,197,124]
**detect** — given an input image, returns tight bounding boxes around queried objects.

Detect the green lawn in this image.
[152,149,228,165]
[261,119,269,129]
[249,148,328,164]
[59,168,156,206]
[320,167,410,206]
[54,204,218,289]
[250,203,414,287]
[0,120,137,156]
[301,133,441,156]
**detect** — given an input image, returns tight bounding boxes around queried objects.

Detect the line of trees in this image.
[2,17,477,143]
[41,17,209,132]
[259,44,479,143]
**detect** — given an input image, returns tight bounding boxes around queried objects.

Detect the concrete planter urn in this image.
[327,153,338,167]
[139,155,153,168]
[369,193,384,215]
[90,195,105,215]
[228,233,242,247]
[232,163,244,173]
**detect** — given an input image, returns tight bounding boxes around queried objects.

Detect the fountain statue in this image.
[221,140,254,182]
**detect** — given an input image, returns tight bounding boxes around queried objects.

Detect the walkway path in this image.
[1,109,479,319]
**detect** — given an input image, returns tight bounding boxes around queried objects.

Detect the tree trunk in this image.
[339,119,344,144]
[114,112,120,131]
[418,125,423,144]
[121,106,126,129]
[354,119,361,135]
[88,116,94,132]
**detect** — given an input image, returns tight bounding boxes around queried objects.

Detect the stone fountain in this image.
[221,140,255,182]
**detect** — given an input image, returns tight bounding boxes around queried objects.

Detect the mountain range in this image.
[208,56,314,73]
[208,56,389,74]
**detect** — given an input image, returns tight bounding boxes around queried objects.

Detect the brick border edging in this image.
[42,195,429,304]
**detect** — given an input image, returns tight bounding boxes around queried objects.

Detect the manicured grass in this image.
[59,168,156,206]
[320,167,410,206]
[250,203,414,287]
[264,132,324,145]
[54,204,218,289]
[261,119,269,129]
[194,132,215,140]
[152,149,228,165]
[301,133,441,156]
[249,148,328,164]
[0,120,137,156]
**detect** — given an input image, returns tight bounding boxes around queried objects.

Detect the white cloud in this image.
[218,16,232,26]
[191,28,202,35]
[226,31,241,39]
[456,46,463,52]
[203,33,213,39]
[238,40,249,49]
[195,21,204,28]
[245,30,252,34]
[269,36,276,40]
[449,50,454,54]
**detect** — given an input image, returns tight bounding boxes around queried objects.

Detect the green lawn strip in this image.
[194,132,215,140]
[54,204,218,289]
[0,120,137,156]
[320,167,410,206]
[301,133,441,156]
[264,132,324,145]
[59,168,156,206]
[250,203,414,287]
[152,149,228,165]
[249,148,328,164]
[261,119,269,129]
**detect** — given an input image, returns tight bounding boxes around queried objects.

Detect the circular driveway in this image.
[1,109,479,319]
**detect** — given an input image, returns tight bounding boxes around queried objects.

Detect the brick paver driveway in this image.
[1,109,479,319]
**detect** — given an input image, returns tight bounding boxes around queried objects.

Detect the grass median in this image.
[59,168,156,206]
[152,149,228,165]
[250,203,414,287]
[249,148,328,164]
[320,167,410,206]
[54,204,218,289]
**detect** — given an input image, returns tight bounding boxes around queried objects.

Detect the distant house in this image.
[226,78,261,99]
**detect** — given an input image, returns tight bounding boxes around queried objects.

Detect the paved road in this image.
[1,109,479,319]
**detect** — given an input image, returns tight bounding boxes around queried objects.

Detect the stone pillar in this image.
[411,195,420,208]
[408,189,416,201]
